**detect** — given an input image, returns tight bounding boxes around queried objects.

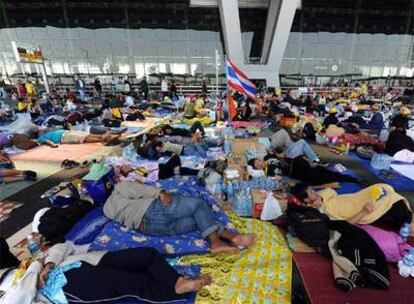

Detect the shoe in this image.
[314,160,330,167]
[24,170,37,181]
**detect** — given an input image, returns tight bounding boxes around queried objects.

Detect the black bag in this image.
[302,123,316,141]
[126,111,145,121]
[102,119,121,128]
[38,201,93,244]
[287,204,331,256]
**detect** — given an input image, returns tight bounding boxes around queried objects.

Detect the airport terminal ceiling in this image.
[0,0,413,34]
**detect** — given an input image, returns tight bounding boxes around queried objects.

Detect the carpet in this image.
[294,252,414,304]
[10,143,103,163]
[180,213,292,303]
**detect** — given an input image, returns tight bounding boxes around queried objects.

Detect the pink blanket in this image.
[359,225,413,262]
[228,121,268,128]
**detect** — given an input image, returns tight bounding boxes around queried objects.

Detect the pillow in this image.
[65,208,110,245]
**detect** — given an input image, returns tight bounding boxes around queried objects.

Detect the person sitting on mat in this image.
[247,153,358,185]
[0,237,212,304]
[290,183,413,231]
[35,129,115,148]
[0,150,37,184]
[270,128,328,166]
[104,181,255,254]
[322,107,339,128]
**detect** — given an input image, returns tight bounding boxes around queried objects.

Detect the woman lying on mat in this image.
[104,181,255,254]
[247,153,359,185]
[35,129,116,148]
[0,237,212,304]
[291,183,413,231]
[0,150,37,184]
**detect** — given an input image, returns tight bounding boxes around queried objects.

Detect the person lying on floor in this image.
[104,181,255,254]
[291,183,413,231]
[0,150,37,184]
[0,237,212,304]
[137,138,208,160]
[35,128,115,148]
[270,128,327,166]
[159,121,205,137]
[116,154,200,182]
[247,153,358,185]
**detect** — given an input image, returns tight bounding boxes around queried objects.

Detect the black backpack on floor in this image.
[287,204,331,256]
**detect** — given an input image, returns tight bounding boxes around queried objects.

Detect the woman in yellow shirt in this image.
[291,183,413,233]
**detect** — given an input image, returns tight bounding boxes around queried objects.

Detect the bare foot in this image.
[231,233,256,247]
[51,144,58,148]
[102,132,112,141]
[210,239,240,254]
[175,274,213,294]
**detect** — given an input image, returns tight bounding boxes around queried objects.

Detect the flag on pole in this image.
[226,59,256,100]
[228,91,238,120]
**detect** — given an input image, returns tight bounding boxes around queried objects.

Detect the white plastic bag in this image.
[260,192,283,221]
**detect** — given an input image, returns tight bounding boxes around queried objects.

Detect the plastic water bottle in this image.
[223,140,230,157]
[400,223,410,241]
[235,190,246,216]
[244,188,252,217]
[27,235,40,257]
[226,181,234,200]
[345,142,350,154]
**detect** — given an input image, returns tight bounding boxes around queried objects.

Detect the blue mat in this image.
[349,152,413,192]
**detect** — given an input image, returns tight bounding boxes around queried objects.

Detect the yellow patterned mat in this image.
[180,213,292,303]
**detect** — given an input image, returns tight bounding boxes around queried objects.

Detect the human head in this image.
[159,190,172,204]
[400,107,411,116]
[329,108,338,115]
[153,141,164,153]
[291,183,321,208]
[247,158,266,170]
[372,104,380,113]
[162,125,173,135]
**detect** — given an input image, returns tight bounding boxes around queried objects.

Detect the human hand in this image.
[38,262,55,287]
[362,202,375,214]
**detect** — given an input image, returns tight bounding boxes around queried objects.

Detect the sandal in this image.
[80,160,91,168]
[61,159,80,169]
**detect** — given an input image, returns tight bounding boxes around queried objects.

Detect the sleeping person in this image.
[103,181,255,254]
[291,183,413,231]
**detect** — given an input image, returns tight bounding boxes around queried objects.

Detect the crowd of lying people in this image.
[0,80,414,303]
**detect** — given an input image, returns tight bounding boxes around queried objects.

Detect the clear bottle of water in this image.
[400,223,410,241]
[27,234,40,257]
[226,181,234,199]
[244,188,252,217]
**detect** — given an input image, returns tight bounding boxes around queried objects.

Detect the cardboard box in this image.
[231,138,262,155]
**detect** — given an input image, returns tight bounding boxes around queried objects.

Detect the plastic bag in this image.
[260,192,282,221]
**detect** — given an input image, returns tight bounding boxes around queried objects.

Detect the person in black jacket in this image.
[385,128,414,156]
[248,154,359,185]
[322,108,339,128]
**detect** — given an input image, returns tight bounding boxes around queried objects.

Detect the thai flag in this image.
[226,59,256,100]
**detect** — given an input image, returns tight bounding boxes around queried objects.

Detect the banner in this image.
[11,41,44,64]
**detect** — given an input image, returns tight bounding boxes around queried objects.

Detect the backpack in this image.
[287,204,331,256]
[38,201,93,244]
[302,123,316,141]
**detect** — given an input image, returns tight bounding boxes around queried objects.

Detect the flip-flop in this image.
[80,160,91,168]
[61,159,80,169]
